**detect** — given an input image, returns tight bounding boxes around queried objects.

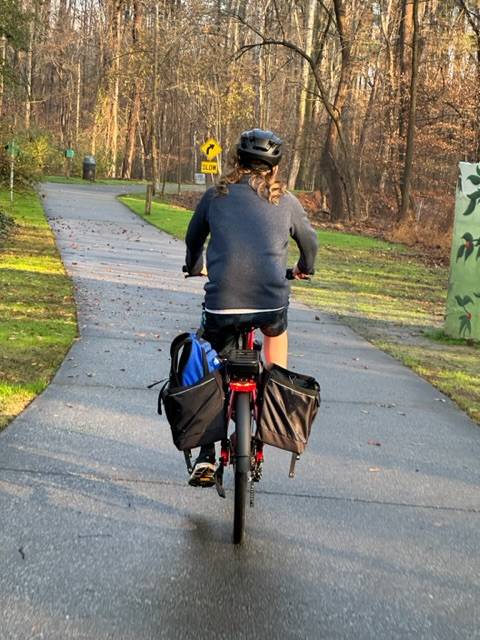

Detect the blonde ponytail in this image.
[216,151,286,205]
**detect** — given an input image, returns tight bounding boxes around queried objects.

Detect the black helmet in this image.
[237,128,283,168]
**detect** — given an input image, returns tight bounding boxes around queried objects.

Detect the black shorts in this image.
[201,307,288,354]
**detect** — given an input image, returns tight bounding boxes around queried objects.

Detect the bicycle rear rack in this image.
[227,349,261,379]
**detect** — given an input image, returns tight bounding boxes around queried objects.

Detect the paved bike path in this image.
[0,183,479,639]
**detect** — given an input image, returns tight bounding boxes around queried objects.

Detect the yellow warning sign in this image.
[201,161,218,174]
[200,138,222,161]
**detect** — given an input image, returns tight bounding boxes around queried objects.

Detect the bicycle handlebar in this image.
[182,265,310,280]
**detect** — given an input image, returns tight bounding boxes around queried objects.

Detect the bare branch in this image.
[455,0,480,34]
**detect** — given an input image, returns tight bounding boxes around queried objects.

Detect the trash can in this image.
[82,155,96,181]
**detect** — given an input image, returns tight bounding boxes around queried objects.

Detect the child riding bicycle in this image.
[185,128,318,486]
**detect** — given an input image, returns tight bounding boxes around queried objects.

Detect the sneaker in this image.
[188,446,216,487]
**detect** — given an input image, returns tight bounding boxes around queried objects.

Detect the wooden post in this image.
[145,184,153,215]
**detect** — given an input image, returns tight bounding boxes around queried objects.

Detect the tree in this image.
[455,0,480,161]
[398,0,421,222]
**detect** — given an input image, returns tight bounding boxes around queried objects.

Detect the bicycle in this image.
[183,267,304,544]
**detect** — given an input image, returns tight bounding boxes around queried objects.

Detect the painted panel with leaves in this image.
[445,162,480,340]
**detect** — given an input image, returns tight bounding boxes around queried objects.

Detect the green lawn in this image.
[44,175,147,186]
[119,192,480,424]
[0,189,77,430]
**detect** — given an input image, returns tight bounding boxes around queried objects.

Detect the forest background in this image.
[1,0,480,250]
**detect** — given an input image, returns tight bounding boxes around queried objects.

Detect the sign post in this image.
[5,141,19,203]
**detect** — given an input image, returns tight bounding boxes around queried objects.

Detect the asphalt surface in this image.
[0,182,479,639]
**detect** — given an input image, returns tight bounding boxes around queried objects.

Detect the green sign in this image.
[65,148,75,159]
[444,162,480,340]
[5,141,20,157]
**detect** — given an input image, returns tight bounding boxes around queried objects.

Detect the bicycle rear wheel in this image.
[233,392,251,545]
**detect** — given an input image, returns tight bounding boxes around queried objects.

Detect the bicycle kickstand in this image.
[184,450,193,474]
[289,453,300,479]
[215,463,226,499]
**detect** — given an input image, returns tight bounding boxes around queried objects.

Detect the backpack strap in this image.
[200,341,210,377]
[169,332,191,387]
[192,329,211,378]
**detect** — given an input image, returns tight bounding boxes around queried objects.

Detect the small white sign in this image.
[194,172,206,185]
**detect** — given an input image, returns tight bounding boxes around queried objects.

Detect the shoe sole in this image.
[188,462,216,488]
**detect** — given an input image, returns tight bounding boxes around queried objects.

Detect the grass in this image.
[0,188,77,430]
[43,175,147,186]
[119,192,480,424]
[119,194,193,237]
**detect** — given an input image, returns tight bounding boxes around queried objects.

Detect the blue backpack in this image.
[170,332,222,387]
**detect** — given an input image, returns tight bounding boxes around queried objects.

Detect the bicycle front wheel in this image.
[233,392,251,545]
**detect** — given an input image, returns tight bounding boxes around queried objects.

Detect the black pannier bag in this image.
[157,333,227,451]
[256,364,320,454]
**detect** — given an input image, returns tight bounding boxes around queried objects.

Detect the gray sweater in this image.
[185,180,318,311]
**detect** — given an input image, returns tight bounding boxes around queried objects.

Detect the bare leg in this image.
[263,330,288,368]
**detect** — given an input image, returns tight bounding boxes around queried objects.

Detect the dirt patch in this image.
[164,192,203,211]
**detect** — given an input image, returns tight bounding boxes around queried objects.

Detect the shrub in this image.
[0,128,64,187]
[0,207,15,239]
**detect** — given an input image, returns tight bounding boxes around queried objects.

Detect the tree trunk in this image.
[121,0,142,179]
[476,36,480,160]
[0,36,6,117]
[151,2,160,191]
[398,0,420,222]
[288,0,316,190]
[109,1,122,178]
[75,59,81,143]
[320,0,359,221]
[25,17,35,129]
[398,0,414,170]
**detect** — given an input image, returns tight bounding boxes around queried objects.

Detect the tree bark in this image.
[0,35,6,117]
[398,0,420,222]
[121,0,142,179]
[109,1,122,178]
[455,0,480,160]
[75,59,81,143]
[320,0,359,221]
[151,2,160,190]
[288,0,316,190]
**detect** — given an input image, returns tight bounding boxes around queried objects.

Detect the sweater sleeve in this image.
[185,189,213,274]
[288,193,318,274]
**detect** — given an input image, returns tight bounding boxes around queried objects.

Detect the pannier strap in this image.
[147,377,168,389]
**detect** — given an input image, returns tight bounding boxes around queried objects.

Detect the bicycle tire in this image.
[233,392,251,545]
